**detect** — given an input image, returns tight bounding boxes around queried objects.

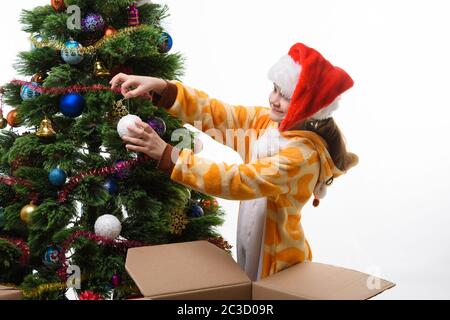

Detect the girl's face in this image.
[269,83,291,123]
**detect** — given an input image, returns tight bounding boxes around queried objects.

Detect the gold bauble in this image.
[20,203,37,224]
[36,117,56,139]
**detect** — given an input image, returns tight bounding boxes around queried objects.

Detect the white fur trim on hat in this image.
[268,54,302,99]
[311,97,341,120]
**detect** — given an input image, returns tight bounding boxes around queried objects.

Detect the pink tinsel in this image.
[57,155,150,203]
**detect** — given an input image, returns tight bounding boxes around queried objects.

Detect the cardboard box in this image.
[0,285,22,300]
[126,241,395,300]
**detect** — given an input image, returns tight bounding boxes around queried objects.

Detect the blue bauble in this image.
[31,34,43,50]
[60,93,85,118]
[20,82,41,101]
[81,13,105,32]
[43,245,61,266]
[61,40,84,65]
[159,32,173,53]
[103,178,119,195]
[49,168,67,186]
[189,204,204,218]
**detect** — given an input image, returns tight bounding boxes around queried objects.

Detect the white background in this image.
[1,0,450,299]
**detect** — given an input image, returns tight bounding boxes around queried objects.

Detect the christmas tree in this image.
[0,0,230,300]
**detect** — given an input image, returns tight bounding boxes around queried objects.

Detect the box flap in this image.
[253,262,396,300]
[126,241,251,298]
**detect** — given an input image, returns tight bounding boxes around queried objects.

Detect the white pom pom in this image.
[94,214,122,240]
[117,114,142,138]
[314,183,328,200]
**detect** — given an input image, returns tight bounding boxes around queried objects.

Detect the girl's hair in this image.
[300,118,359,172]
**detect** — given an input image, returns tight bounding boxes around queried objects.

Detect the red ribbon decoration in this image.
[0,175,39,204]
[0,237,30,266]
[9,80,152,100]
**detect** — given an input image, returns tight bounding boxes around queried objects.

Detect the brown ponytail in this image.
[300,118,359,172]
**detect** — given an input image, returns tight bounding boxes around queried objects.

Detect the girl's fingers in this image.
[120,79,138,97]
[122,135,146,147]
[127,124,151,140]
[126,144,146,153]
[135,120,155,134]
[124,87,146,99]
[110,73,128,89]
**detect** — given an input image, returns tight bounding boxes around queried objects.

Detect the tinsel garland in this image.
[57,154,150,203]
[0,237,30,266]
[9,80,152,100]
[0,175,39,204]
[29,25,147,55]
[22,272,96,299]
[22,282,67,299]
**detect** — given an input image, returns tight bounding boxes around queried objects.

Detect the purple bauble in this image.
[81,13,105,32]
[113,160,131,180]
[147,117,167,137]
[111,273,122,288]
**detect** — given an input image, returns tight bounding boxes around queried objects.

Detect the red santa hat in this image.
[268,43,354,131]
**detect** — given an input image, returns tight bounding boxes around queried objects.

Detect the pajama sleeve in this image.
[158,138,319,201]
[153,81,272,141]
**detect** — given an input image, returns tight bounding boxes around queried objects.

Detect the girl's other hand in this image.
[121,119,168,161]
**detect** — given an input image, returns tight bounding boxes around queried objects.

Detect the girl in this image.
[110,43,359,281]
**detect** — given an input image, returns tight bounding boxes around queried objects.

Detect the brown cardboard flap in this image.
[253,262,396,300]
[0,285,22,300]
[126,241,251,298]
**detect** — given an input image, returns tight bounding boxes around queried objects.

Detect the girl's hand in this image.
[109,73,167,99]
[121,119,168,161]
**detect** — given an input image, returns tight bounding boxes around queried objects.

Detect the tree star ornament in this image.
[94,214,122,240]
[117,114,142,138]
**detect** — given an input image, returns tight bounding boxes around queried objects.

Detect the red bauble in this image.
[51,0,66,12]
[104,26,117,37]
[6,109,20,127]
[79,290,104,300]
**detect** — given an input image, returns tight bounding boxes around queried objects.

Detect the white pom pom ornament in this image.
[117,114,142,138]
[94,214,122,240]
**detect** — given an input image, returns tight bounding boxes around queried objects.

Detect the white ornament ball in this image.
[117,114,142,138]
[94,214,122,240]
